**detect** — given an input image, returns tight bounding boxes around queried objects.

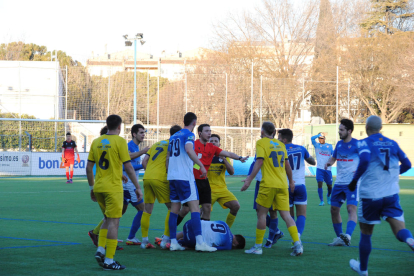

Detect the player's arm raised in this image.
[130,146,150,159]
[223,158,234,175]
[219,150,249,163]
[185,143,207,178]
[86,161,96,202]
[142,154,150,170]
[241,159,262,191]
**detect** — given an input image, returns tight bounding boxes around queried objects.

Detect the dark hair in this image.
[211,134,220,141]
[262,121,275,136]
[106,114,122,131]
[131,124,145,137]
[184,112,197,126]
[66,132,71,136]
[170,125,182,136]
[100,126,108,136]
[197,124,210,136]
[278,129,293,143]
[340,118,354,133]
[234,234,246,249]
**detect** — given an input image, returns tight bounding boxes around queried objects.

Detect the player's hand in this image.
[241,178,252,191]
[289,181,295,193]
[200,165,207,178]
[325,162,332,170]
[348,180,357,192]
[77,155,81,163]
[122,175,128,184]
[239,156,249,163]
[62,157,67,163]
[90,190,97,202]
[321,132,327,137]
[135,188,143,202]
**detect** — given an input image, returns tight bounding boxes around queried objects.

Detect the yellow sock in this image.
[98,229,108,248]
[288,226,300,243]
[93,219,104,235]
[141,212,151,238]
[226,213,236,228]
[255,228,266,245]
[164,210,170,237]
[105,239,118,259]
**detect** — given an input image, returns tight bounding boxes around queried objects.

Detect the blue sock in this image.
[327,186,332,197]
[359,233,371,272]
[296,215,306,236]
[318,188,323,201]
[396,229,414,242]
[169,212,178,240]
[266,214,271,227]
[267,218,278,241]
[346,220,357,236]
[191,212,202,236]
[333,223,342,237]
[128,210,143,239]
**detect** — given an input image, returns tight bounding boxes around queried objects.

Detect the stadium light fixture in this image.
[123,32,145,124]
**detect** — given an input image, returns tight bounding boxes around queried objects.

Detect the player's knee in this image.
[347,205,356,214]
[331,206,340,214]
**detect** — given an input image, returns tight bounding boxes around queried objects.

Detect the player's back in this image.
[256,137,288,188]
[334,138,359,184]
[358,134,405,198]
[167,129,195,181]
[88,134,130,193]
[201,220,233,250]
[143,139,169,181]
[286,143,309,185]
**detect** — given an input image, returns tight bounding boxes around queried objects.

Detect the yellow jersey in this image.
[208,157,231,191]
[88,134,131,193]
[143,139,169,181]
[256,137,288,189]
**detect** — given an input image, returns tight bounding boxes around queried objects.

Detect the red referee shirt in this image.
[194,139,222,179]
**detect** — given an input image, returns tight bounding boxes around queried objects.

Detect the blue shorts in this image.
[123,188,144,206]
[169,180,199,204]
[253,180,275,210]
[289,184,307,207]
[316,168,333,184]
[331,184,358,207]
[358,194,404,225]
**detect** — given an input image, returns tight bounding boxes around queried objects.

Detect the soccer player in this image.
[325,119,359,246]
[123,124,150,246]
[241,122,303,256]
[278,129,315,239]
[208,134,240,228]
[62,132,80,183]
[173,220,246,250]
[348,115,413,275]
[166,112,216,252]
[140,125,182,249]
[86,115,143,270]
[311,132,333,206]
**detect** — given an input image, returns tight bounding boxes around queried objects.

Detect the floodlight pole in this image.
[134,39,137,124]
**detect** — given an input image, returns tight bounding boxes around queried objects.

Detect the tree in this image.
[360,0,414,34]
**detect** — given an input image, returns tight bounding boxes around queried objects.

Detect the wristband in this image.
[89,186,94,191]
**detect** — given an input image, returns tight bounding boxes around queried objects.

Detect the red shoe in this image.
[140,242,155,249]
[88,230,98,247]
[116,245,124,250]
[154,237,162,247]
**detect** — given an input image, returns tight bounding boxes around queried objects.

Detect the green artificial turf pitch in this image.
[1,176,413,275]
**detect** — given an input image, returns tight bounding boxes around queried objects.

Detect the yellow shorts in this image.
[211,188,238,209]
[94,192,123,218]
[144,179,170,204]
[256,186,289,211]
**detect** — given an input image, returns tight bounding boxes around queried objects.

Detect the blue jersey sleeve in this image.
[303,148,310,159]
[311,134,321,147]
[330,144,334,155]
[352,139,372,181]
[333,143,338,159]
[396,144,411,174]
[185,132,195,145]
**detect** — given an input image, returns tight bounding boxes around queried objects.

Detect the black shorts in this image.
[196,178,211,205]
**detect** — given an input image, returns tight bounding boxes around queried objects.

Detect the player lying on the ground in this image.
[311,132,333,206]
[325,119,359,247]
[139,125,182,249]
[348,115,413,276]
[157,220,245,250]
[62,132,80,183]
[278,128,315,240]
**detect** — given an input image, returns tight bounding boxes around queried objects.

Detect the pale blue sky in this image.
[0,0,260,63]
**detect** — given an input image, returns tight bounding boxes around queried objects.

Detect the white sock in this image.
[162,235,170,242]
[255,243,262,247]
[171,238,178,245]
[97,246,105,254]
[104,258,113,265]
[196,235,204,245]
[142,237,149,243]
[275,230,281,234]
